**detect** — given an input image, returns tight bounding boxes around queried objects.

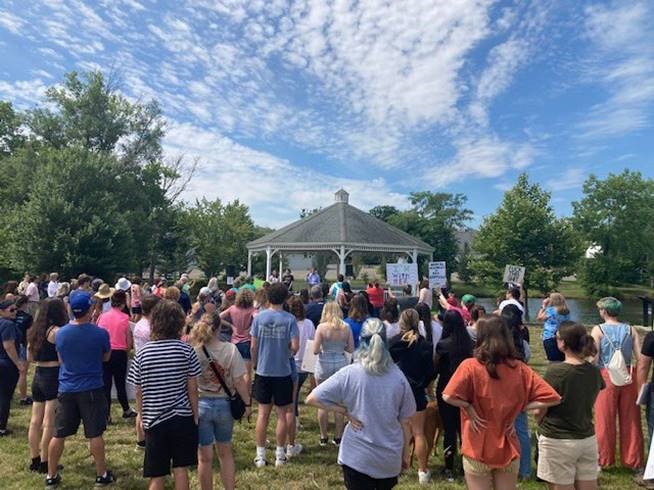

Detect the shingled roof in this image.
[247,190,433,254]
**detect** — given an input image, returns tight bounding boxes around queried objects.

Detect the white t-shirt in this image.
[385,321,400,340]
[133,318,151,353]
[499,298,524,313]
[47,281,59,298]
[26,282,40,302]
[418,320,443,353]
[294,318,316,369]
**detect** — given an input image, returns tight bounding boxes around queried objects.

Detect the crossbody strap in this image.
[201,345,234,398]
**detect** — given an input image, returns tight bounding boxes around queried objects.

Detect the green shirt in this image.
[539,361,604,439]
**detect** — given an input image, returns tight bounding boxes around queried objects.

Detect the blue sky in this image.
[0,0,652,228]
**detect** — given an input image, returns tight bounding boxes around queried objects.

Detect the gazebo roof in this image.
[247,190,433,255]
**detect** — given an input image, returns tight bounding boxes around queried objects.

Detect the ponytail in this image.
[557,321,595,358]
[399,309,420,346]
[355,318,393,375]
[578,333,597,359]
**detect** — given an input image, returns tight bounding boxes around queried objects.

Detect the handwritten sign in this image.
[503,265,526,285]
[428,261,447,289]
[386,263,419,287]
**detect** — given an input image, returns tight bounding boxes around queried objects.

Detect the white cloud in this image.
[0,10,23,34]
[545,167,586,192]
[0,79,48,106]
[578,1,654,139]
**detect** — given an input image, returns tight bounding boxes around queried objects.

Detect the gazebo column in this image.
[279,252,283,277]
[339,245,346,275]
[265,246,272,280]
[411,248,418,264]
[247,251,253,277]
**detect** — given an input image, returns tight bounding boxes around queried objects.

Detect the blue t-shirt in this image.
[344,317,367,348]
[251,309,299,377]
[0,319,18,368]
[56,322,110,393]
[542,306,571,340]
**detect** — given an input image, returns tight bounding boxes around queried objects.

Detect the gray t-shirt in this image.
[251,309,299,377]
[312,362,416,478]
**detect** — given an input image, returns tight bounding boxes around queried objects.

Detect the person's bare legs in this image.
[574,480,597,490]
[18,367,27,399]
[28,402,45,459]
[318,408,329,439]
[255,403,273,447]
[275,405,289,447]
[465,472,493,490]
[548,484,574,490]
[244,360,252,387]
[148,477,165,490]
[41,401,56,462]
[88,436,107,476]
[136,412,145,443]
[409,410,428,472]
[286,405,296,446]
[172,466,190,489]
[198,445,214,490]
[216,442,236,490]
[334,412,344,439]
[47,437,65,477]
[401,420,412,470]
[492,470,518,490]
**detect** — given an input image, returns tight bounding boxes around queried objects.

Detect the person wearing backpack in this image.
[591,297,644,470]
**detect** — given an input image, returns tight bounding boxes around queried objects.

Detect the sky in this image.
[0,0,653,228]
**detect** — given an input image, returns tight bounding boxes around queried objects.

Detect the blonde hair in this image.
[355,318,393,375]
[164,286,181,302]
[319,302,346,330]
[189,312,220,346]
[549,292,569,316]
[399,309,420,346]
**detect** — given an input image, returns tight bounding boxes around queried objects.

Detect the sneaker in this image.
[20,397,33,406]
[275,455,288,467]
[418,470,431,484]
[122,409,137,419]
[45,473,61,487]
[39,463,63,475]
[442,469,455,483]
[30,457,41,472]
[95,470,115,486]
[319,438,328,447]
[254,456,267,468]
[0,428,13,436]
[332,437,341,446]
[136,440,146,450]
[286,443,303,458]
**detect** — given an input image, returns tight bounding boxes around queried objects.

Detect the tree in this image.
[184,198,257,276]
[572,170,654,294]
[369,205,400,222]
[0,101,24,156]
[471,174,581,319]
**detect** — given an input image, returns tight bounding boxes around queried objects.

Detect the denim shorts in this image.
[235,341,251,360]
[198,397,233,446]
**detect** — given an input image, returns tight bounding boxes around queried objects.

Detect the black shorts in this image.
[543,338,565,362]
[342,464,398,490]
[144,415,198,478]
[253,375,293,406]
[54,388,107,439]
[32,366,59,402]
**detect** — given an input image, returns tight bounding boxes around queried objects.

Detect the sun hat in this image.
[94,283,114,300]
[115,277,132,291]
[69,290,95,315]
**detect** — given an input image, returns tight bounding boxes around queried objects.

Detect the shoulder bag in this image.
[201,345,247,420]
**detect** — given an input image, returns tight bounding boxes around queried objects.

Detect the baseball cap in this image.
[69,290,95,315]
[461,294,476,305]
[0,299,15,310]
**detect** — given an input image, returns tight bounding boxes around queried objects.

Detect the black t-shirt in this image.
[282,274,294,290]
[642,332,654,378]
[14,311,33,346]
[305,301,324,327]
[389,336,435,390]
[397,296,418,312]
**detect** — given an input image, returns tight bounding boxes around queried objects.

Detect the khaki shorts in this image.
[537,434,599,485]
[462,455,519,476]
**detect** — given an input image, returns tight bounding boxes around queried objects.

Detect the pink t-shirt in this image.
[97,307,130,350]
[26,282,40,302]
[220,305,255,344]
[133,318,150,353]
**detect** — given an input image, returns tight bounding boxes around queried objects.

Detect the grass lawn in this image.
[0,328,642,489]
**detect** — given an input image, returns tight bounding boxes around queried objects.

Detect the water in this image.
[475,297,650,327]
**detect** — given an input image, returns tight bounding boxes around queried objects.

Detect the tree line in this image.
[1,70,652,298]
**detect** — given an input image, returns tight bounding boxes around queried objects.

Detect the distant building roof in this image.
[247,189,433,255]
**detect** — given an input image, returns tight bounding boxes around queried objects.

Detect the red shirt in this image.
[443,358,560,468]
[366,286,385,308]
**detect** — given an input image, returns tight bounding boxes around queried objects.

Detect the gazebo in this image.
[246,189,434,279]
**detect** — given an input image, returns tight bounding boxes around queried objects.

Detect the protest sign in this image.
[503,265,526,285]
[386,263,418,287]
[428,261,447,289]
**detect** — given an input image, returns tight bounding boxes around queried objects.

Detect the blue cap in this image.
[69,290,95,315]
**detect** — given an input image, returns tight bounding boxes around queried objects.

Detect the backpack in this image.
[600,325,632,386]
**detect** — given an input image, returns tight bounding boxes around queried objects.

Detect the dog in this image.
[408,399,444,467]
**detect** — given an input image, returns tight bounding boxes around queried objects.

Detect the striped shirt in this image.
[127,339,201,429]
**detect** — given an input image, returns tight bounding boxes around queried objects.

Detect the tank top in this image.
[598,323,633,368]
[131,285,141,307]
[319,333,348,361]
[34,327,58,362]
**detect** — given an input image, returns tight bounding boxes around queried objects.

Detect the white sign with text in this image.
[428,261,447,289]
[503,265,526,285]
[386,263,419,287]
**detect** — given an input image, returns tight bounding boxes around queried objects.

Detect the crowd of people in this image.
[0,270,652,489]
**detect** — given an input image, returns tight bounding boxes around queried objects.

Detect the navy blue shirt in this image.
[14,310,33,347]
[0,319,18,367]
[56,322,110,393]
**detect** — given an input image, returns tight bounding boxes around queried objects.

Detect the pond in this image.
[475,297,650,327]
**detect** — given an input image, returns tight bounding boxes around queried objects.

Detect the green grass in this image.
[0,329,642,489]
